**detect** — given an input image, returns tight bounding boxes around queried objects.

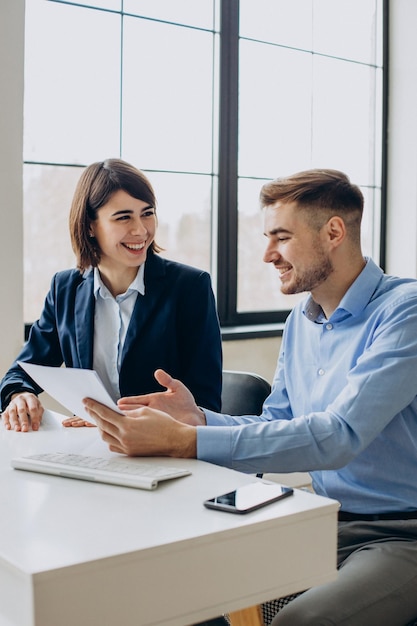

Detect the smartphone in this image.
[204,481,294,514]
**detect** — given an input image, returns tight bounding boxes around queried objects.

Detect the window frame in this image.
[217,0,389,333]
[23,0,389,340]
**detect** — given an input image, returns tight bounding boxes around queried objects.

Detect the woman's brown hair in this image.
[69,158,162,271]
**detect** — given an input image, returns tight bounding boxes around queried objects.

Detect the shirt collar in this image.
[303,257,383,323]
[93,263,146,299]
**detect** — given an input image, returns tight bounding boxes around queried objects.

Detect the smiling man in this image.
[85,169,417,626]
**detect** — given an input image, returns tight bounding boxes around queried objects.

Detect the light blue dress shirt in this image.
[93,265,145,401]
[199,258,417,513]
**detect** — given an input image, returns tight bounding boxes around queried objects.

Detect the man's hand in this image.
[1,392,44,432]
[83,399,197,458]
[117,369,207,426]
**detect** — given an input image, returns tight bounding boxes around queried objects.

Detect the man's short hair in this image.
[260,169,364,240]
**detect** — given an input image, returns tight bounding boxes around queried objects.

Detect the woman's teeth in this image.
[124,242,145,250]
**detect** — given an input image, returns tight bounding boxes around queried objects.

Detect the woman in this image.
[0,159,222,431]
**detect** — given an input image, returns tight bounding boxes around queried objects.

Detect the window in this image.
[24,0,386,333]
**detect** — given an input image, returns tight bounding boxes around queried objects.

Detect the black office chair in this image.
[221,370,271,416]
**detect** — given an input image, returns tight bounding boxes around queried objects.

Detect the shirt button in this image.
[326,323,333,330]
[318,368,325,376]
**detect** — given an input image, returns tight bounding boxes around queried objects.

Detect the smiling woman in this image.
[89,193,156,293]
[0,159,223,433]
[69,160,161,297]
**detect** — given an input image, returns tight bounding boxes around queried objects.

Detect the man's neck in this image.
[311,256,366,319]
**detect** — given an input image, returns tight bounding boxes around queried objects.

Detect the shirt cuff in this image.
[196,423,234,466]
[203,408,230,426]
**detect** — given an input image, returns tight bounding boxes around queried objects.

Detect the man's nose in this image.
[263,242,279,264]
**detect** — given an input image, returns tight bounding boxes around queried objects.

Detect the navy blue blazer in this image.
[0,252,222,411]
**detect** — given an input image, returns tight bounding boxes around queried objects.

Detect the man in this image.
[84,169,417,625]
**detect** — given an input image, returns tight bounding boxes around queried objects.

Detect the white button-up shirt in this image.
[92,264,145,401]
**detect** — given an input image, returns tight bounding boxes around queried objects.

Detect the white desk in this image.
[0,411,339,626]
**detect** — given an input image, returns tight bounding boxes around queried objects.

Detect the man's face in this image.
[263,201,334,295]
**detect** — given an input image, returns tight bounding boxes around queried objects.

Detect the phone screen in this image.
[204,481,294,514]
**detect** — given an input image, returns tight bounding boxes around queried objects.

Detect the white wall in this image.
[0,0,415,384]
[223,336,281,384]
[385,0,417,278]
[0,0,25,377]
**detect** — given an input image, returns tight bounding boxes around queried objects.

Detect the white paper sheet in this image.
[18,362,122,423]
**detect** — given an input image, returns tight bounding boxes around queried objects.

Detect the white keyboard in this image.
[11,452,191,490]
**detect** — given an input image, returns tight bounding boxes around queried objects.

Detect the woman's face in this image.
[90,189,157,274]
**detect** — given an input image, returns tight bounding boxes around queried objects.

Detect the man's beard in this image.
[280,249,333,295]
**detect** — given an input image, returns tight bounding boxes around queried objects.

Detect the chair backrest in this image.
[221,370,271,416]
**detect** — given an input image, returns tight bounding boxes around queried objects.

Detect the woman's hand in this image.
[1,392,44,432]
[62,416,96,428]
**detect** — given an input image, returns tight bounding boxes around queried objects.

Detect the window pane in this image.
[237,0,383,316]
[148,172,215,273]
[122,17,216,173]
[24,164,79,323]
[313,0,382,65]
[24,0,121,164]
[361,186,381,260]
[238,41,313,179]
[123,0,216,30]
[240,0,313,49]
[53,0,121,9]
[311,55,381,185]
[237,178,304,313]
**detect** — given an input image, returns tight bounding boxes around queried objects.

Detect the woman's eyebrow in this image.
[111,209,133,216]
[111,205,154,217]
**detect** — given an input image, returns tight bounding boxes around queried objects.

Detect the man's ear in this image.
[325,216,346,247]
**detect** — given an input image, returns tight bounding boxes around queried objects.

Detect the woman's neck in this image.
[97,265,139,297]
